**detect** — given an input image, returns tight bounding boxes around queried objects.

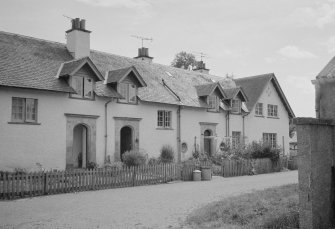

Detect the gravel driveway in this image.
[0,171,297,229]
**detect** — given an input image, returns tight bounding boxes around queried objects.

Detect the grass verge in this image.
[186,183,299,229]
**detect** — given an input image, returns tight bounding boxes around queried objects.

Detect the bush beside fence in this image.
[222,157,288,177]
[0,164,180,200]
[0,159,288,200]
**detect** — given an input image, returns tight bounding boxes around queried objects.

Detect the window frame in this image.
[157,110,172,129]
[70,75,95,100]
[207,95,219,112]
[11,97,38,124]
[267,104,278,118]
[231,99,241,114]
[117,83,138,104]
[263,133,277,148]
[255,103,263,116]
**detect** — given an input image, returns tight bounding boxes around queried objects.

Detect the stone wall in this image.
[294,117,335,229]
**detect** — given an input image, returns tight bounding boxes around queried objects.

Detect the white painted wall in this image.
[180,107,226,160]
[0,80,291,171]
[0,87,106,171]
[243,81,290,154]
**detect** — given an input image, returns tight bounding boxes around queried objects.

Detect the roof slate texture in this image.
[316,56,335,78]
[234,74,272,111]
[0,31,294,115]
[106,67,133,83]
[194,83,218,97]
[0,32,75,93]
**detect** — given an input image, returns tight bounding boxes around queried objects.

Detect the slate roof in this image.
[0,31,293,115]
[106,66,133,83]
[316,56,335,78]
[58,58,88,77]
[95,82,123,98]
[235,73,295,118]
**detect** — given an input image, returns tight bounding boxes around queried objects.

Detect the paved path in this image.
[0,171,297,229]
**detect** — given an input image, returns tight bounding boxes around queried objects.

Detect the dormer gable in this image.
[195,82,226,112]
[56,57,104,100]
[105,66,146,104]
[223,87,248,114]
[56,57,103,81]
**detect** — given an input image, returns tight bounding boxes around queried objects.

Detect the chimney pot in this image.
[74,18,80,29]
[80,19,86,30]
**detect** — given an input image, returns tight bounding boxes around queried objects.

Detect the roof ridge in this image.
[234,73,274,81]
[0,30,66,47]
[0,30,228,81]
[90,48,225,79]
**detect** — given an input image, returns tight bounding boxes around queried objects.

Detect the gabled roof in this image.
[57,57,104,80]
[94,82,123,98]
[0,31,237,108]
[106,66,147,87]
[235,73,295,118]
[222,87,248,102]
[316,56,335,78]
[194,82,225,98]
[0,32,75,93]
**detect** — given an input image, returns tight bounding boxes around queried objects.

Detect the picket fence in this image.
[0,159,287,200]
[0,164,184,200]
[222,157,288,177]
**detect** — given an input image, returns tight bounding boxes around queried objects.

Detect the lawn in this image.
[186,183,299,229]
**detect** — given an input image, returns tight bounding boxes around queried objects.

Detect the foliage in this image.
[192,150,209,162]
[250,141,280,163]
[159,145,175,163]
[147,157,161,165]
[104,161,124,170]
[87,162,97,170]
[122,150,146,167]
[171,51,197,69]
[289,123,296,138]
[213,141,281,163]
[186,184,299,229]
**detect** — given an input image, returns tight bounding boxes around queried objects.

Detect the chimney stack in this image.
[193,61,210,74]
[66,18,91,59]
[134,47,153,63]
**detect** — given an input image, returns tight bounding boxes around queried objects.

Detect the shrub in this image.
[160,145,175,163]
[104,161,124,170]
[87,162,97,170]
[250,141,281,163]
[122,150,146,167]
[148,157,161,165]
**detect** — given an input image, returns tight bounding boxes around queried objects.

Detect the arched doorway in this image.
[204,129,212,156]
[120,126,133,161]
[68,124,88,168]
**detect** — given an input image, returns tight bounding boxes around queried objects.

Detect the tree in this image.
[171,51,197,70]
[289,123,296,138]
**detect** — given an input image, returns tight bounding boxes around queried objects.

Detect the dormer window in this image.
[118,83,137,104]
[70,75,94,99]
[231,99,241,113]
[208,95,219,112]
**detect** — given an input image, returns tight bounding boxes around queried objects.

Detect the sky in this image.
[1,0,335,117]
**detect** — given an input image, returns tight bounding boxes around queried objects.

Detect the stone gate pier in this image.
[294,77,335,229]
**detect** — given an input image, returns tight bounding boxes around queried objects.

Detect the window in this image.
[11,97,38,123]
[231,99,241,113]
[71,76,94,99]
[263,133,277,148]
[207,95,219,112]
[232,131,241,149]
[157,110,172,128]
[255,103,263,116]
[267,104,278,117]
[118,83,137,104]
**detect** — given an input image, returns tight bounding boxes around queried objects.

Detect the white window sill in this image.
[8,121,41,125]
[267,116,279,119]
[156,127,174,130]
